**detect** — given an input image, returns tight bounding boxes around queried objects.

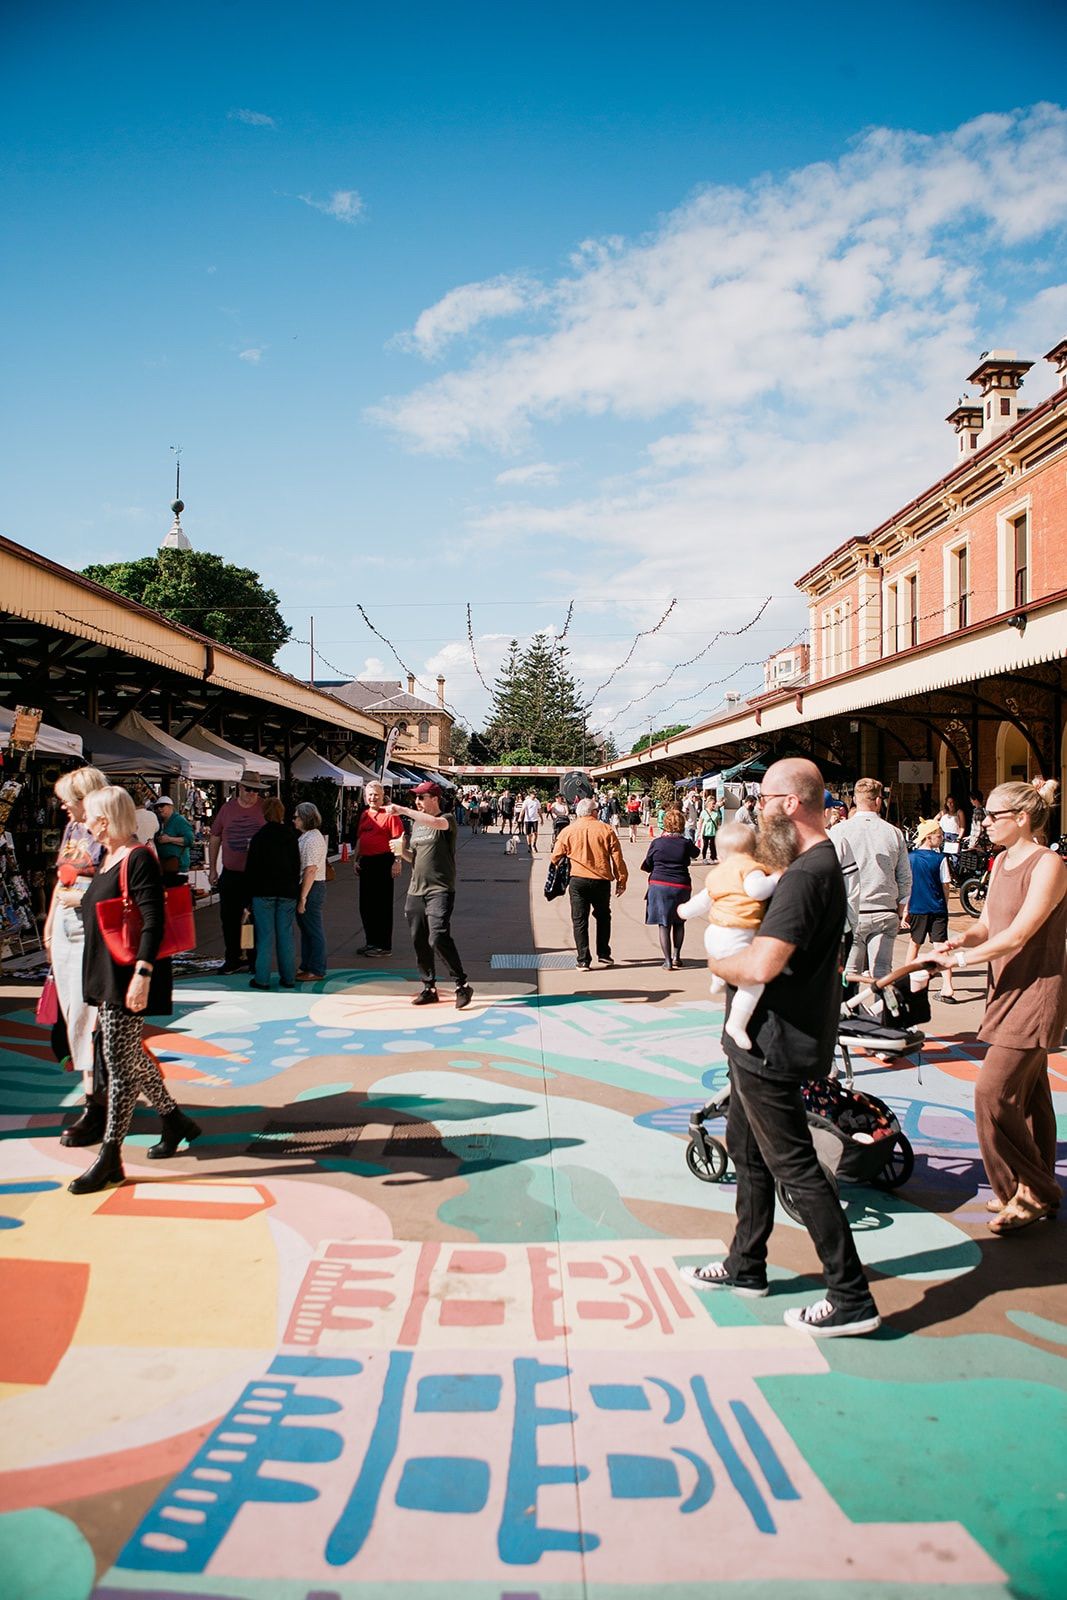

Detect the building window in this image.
[1013,513,1029,606]
[956,545,968,630]
[821,604,849,675]
[884,572,918,653]
[885,582,898,653]
[417,720,430,744]
[970,433,979,449]
[1000,396,1011,416]
[904,575,918,647]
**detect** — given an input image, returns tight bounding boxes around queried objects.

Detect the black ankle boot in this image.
[59,1094,107,1148]
[147,1109,202,1159]
[68,1140,125,1195]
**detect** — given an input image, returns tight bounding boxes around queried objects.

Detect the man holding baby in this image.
[679,758,881,1340]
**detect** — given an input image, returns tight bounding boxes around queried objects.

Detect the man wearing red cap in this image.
[387,783,473,1009]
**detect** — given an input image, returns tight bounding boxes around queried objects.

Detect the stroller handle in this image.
[851,958,940,993]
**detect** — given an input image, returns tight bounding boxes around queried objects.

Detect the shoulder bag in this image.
[544,855,571,900]
[95,845,196,965]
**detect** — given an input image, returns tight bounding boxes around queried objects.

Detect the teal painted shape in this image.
[672,1255,765,1327]
[295,1080,355,1101]
[553,1163,661,1240]
[438,1157,560,1241]
[1007,1310,1067,1347]
[759,1372,1067,1600]
[0,1509,96,1600]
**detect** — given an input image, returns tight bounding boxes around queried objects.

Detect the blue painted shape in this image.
[1006,1309,1067,1347]
[590,1383,651,1412]
[415,1374,502,1413]
[647,1377,685,1423]
[0,1180,62,1193]
[395,1456,491,1514]
[729,1400,800,1501]
[498,1358,599,1563]
[326,1351,411,1566]
[674,1447,715,1513]
[269,1355,364,1378]
[607,1453,681,1499]
[690,1377,775,1534]
[0,1217,24,1229]
[119,1378,345,1572]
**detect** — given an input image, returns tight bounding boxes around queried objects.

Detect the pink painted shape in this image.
[576,1300,631,1320]
[438,1299,507,1327]
[446,1250,507,1274]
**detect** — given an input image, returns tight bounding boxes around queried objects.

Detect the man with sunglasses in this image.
[208,781,267,973]
[679,757,881,1338]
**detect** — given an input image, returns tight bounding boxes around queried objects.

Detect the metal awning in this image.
[292,748,363,788]
[115,710,243,782]
[182,726,281,783]
[44,707,182,776]
[0,705,82,760]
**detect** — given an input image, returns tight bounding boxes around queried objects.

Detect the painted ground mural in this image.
[2,964,1066,1599]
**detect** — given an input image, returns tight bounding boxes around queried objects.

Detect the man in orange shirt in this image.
[550,797,628,970]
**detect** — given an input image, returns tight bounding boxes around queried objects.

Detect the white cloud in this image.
[238,347,264,364]
[298,189,364,224]
[401,275,541,358]
[370,104,1067,456]
[228,108,276,128]
[494,461,561,488]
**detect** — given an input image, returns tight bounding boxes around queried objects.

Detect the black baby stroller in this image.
[685,964,930,1219]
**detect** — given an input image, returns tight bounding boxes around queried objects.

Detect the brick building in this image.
[594,336,1067,824]
[320,674,454,769]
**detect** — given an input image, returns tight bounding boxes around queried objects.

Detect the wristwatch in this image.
[135,963,154,977]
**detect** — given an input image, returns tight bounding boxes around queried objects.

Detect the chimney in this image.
[436,674,446,708]
[1045,337,1067,391]
[946,400,984,462]
[406,673,415,695]
[968,349,1033,447]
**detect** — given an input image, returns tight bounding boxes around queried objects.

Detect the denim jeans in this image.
[297,880,327,975]
[724,1061,875,1314]
[252,896,296,986]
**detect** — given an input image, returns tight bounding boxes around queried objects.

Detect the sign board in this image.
[898,760,934,785]
[6,706,42,754]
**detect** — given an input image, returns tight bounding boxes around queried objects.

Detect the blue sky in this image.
[2,0,1066,749]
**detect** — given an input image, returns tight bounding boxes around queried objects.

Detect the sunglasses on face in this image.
[984,809,1023,821]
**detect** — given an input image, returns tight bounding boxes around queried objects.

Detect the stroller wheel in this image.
[686,1136,728,1183]
[871,1134,915,1190]
[776,1162,839,1223]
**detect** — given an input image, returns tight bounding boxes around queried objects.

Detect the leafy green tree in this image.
[630,723,687,755]
[480,634,592,765]
[81,549,291,665]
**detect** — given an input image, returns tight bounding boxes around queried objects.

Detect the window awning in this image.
[291,748,364,788]
[44,707,183,776]
[115,710,244,782]
[182,726,281,783]
[0,705,83,760]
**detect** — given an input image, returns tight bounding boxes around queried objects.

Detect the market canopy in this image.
[44,706,182,776]
[291,748,363,788]
[182,726,281,784]
[115,710,243,783]
[0,704,82,760]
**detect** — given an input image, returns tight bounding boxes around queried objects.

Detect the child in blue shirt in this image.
[905,817,956,1002]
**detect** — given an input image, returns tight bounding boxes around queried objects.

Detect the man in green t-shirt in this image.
[387,783,472,1010]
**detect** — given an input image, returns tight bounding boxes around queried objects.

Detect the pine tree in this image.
[480,634,592,764]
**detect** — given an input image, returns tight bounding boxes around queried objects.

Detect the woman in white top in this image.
[521,792,543,854]
[937,794,966,856]
[294,802,329,980]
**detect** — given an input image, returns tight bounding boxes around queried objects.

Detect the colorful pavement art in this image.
[1,967,1066,1599]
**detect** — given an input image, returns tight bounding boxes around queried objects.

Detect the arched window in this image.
[418,720,430,745]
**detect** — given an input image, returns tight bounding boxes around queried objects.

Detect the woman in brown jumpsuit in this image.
[937,779,1065,1233]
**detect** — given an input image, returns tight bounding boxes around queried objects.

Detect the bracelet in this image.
[954,951,967,969]
[135,964,153,977]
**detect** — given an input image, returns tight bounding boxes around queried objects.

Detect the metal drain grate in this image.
[490,952,577,970]
[246,1119,453,1161]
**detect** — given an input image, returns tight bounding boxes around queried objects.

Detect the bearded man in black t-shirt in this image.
[679,758,881,1338]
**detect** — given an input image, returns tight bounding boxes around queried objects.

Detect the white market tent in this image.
[115,710,243,783]
[182,726,281,785]
[338,754,379,784]
[0,705,83,760]
[291,748,363,788]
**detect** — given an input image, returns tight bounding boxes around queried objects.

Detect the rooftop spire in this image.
[161,444,191,550]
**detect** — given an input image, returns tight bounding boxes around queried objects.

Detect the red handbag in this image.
[94,846,196,965]
[36,973,59,1026]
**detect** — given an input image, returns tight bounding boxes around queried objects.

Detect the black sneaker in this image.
[454,983,474,1010]
[412,987,439,1007]
[576,960,591,970]
[678,1261,768,1298]
[784,1298,881,1337]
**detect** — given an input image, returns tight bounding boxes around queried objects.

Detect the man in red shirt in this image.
[208,782,266,972]
[353,780,405,955]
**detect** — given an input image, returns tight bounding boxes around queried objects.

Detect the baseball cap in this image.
[413,781,442,798]
[153,795,175,808]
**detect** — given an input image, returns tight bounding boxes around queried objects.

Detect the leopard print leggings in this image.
[100,1003,177,1144]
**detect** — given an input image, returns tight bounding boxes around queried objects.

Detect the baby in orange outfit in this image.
[679,822,783,1049]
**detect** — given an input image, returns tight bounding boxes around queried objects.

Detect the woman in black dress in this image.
[641,806,699,969]
[71,785,200,1195]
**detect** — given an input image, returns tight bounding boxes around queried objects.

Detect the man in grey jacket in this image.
[830,777,911,978]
